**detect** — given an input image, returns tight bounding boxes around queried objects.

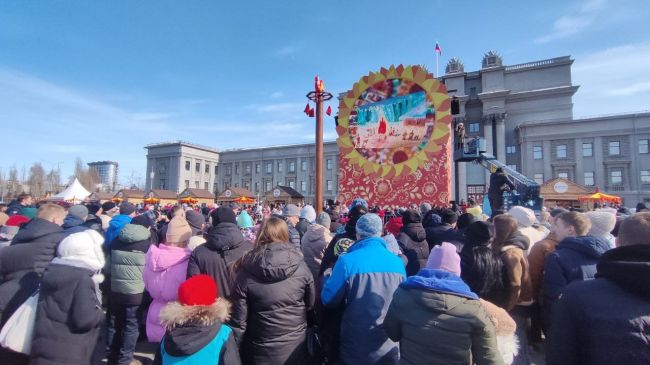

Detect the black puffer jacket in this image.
[397,223,430,277]
[30,264,104,365]
[547,244,650,365]
[187,223,254,299]
[230,242,315,365]
[425,224,463,251]
[0,218,64,326]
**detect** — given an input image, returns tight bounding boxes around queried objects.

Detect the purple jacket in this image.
[144,243,191,342]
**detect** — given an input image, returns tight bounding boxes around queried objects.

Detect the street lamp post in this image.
[306,76,333,214]
[149,169,155,191]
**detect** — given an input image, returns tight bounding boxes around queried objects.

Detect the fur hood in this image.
[160,297,231,329]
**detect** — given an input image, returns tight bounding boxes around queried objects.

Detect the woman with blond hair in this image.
[229,217,315,365]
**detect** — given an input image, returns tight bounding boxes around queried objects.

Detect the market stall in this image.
[48,178,91,204]
[178,188,215,206]
[113,189,146,205]
[87,192,114,204]
[216,187,256,204]
[144,189,178,206]
[540,178,594,209]
[578,187,622,207]
[264,185,304,205]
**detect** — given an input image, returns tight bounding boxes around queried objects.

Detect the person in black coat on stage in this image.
[396,209,430,276]
[29,230,106,365]
[187,207,254,299]
[488,167,515,213]
[229,217,315,365]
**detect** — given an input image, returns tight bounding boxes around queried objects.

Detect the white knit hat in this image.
[586,211,616,237]
[300,205,317,223]
[508,206,537,228]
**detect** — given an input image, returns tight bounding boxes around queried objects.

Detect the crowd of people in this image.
[0,192,649,365]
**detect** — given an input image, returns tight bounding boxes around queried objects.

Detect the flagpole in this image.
[436,50,439,77]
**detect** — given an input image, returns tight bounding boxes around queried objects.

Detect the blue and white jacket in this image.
[321,236,406,365]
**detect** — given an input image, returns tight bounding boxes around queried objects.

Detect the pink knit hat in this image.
[426,242,461,276]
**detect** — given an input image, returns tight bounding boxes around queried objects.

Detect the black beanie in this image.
[131,214,154,229]
[464,221,493,246]
[401,209,422,225]
[210,206,236,225]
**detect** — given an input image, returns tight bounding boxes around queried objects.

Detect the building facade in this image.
[518,112,650,205]
[145,142,220,194]
[87,161,119,193]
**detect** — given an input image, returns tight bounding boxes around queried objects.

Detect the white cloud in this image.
[535,0,607,44]
[274,46,296,57]
[573,42,650,116]
[270,91,284,99]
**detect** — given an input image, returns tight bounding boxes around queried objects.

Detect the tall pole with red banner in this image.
[305,76,333,214]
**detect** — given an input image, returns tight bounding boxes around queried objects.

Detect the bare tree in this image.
[126,170,144,190]
[46,168,62,194]
[28,162,46,198]
[71,157,100,192]
[7,166,19,198]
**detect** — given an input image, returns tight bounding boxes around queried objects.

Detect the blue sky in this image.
[1,0,649,185]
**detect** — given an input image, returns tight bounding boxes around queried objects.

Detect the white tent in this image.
[50,178,91,204]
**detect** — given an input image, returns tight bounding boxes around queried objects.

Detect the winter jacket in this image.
[480,299,519,365]
[295,218,310,240]
[153,300,241,365]
[29,264,104,365]
[5,200,25,216]
[288,222,301,248]
[144,243,191,342]
[425,224,463,251]
[0,218,65,326]
[518,226,547,254]
[397,223,430,276]
[110,224,151,307]
[547,244,650,365]
[384,269,503,365]
[62,215,90,235]
[301,223,333,280]
[527,232,559,302]
[187,222,253,299]
[83,214,103,233]
[230,242,315,365]
[488,172,514,199]
[319,223,357,277]
[498,233,532,310]
[321,236,406,365]
[542,235,610,320]
[104,214,132,248]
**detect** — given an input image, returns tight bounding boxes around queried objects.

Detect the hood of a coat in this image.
[401,222,427,242]
[558,235,610,259]
[401,268,478,300]
[400,270,479,314]
[62,215,85,229]
[205,222,247,252]
[303,224,332,245]
[160,299,230,356]
[241,242,303,282]
[596,244,650,298]
[502,232,530,251]
[109,214,132,229]
[147,244,190,272]
[11,217,63,244]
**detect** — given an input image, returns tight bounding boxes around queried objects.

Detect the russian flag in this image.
[435,42,442,55]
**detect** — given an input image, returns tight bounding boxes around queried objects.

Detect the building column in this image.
[496,117,506,162]
[458,162,467,202]
[483,119,493,182]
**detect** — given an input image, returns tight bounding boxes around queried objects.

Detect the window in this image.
[301,181,306,192]
[533,146,543,160]
[641,170,650,184]
[289,161,295,173]
[506,146,516,154]
[558,172,569,179]
[556,144,567,159]
[265,180,271,191]
[639,139,649,154]
[245,164,251,174]
[215,165,219,175]
[205,164,210,174]
[213,183,218,193]
[195,162,201,173]
[254,182,259,192]
[225,165,232,175]
[582,143,593,157]
[610,170,623,185]
[326,159,332,170]
[277,161,283,173]
[185,161,190,171]
[469,87,477,97]
[289,180,295,189]
[609,141,620,156]
[301,160,307,171]
[469,123,480,133]
[326,180,333,191]
[584,172,595,186]
[534,173,544,185]
[235,165,239,175]
[255,164,260,173]
[204,182,209,190]
[507,164,517,172]
[234,183,239,188]
[244,181,250,190]
[195,181,199,188]
[159,179,166,189]
[185,180,190,189]
[266,163,272,173]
